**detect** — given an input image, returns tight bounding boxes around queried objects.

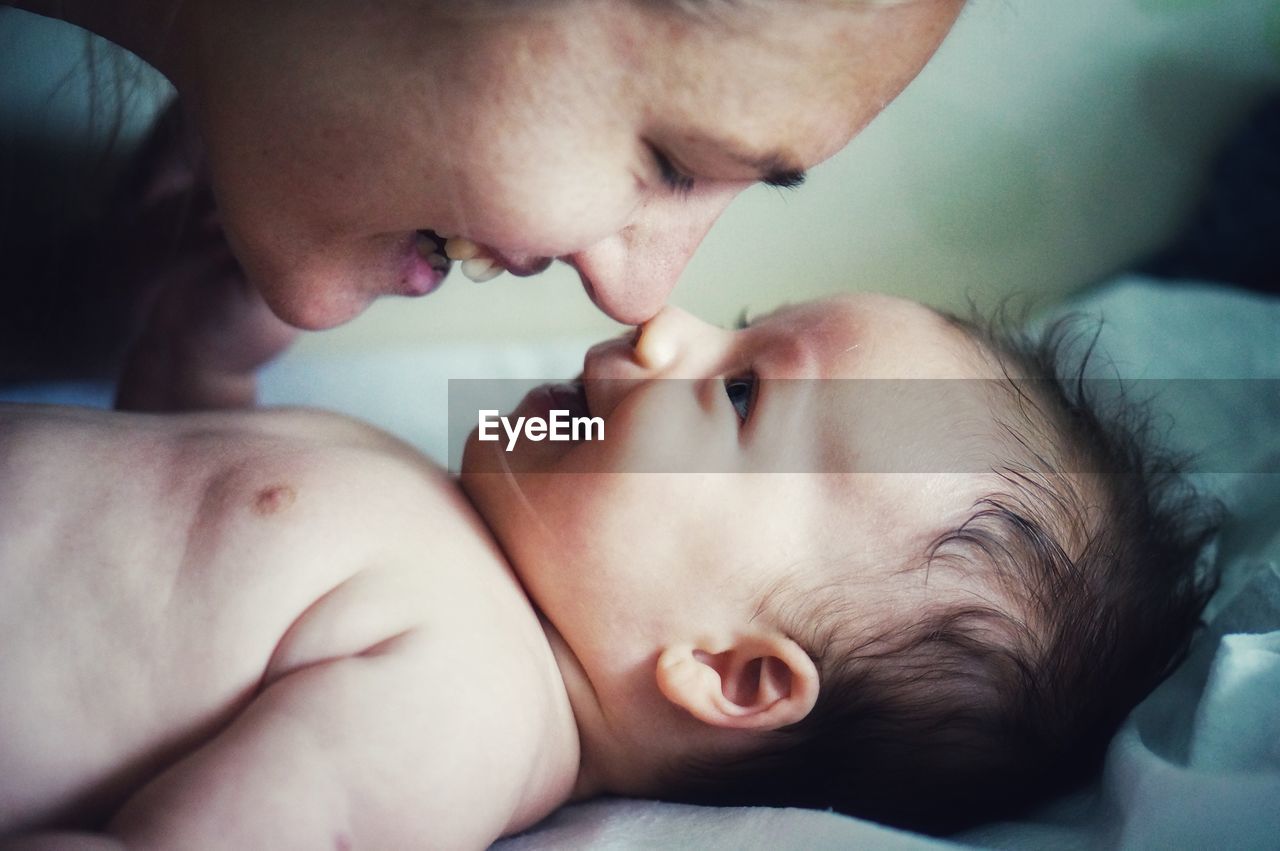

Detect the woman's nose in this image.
[564,184,745,325]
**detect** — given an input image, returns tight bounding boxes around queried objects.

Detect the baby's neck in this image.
[539,616,673,804]
[537,617,613,803]
[431,477,593,833]
[453,479,658,806]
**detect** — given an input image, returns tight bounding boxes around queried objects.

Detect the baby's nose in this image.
[632,306,721,371]
[634,313,677,371]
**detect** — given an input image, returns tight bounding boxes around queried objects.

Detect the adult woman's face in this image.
[180,0,962,329]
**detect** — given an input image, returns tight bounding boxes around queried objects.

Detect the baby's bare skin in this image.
[0,405,578,849]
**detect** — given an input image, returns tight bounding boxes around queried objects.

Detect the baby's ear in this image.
[655,635,819,731]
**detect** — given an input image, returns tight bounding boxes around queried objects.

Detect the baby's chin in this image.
[457,427,499,498]
[458,379,593,477]
[456,445,508,547]
[456,421,537,523]
[456,432,555,588]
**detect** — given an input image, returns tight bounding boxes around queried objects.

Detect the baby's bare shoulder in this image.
[0,403,563,840]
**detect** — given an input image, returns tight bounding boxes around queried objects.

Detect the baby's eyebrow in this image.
[737,300,803,330]
[933,306,987,344]
[733,303,794,329]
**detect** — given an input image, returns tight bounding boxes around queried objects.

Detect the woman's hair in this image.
[0,12,173,382]
[660,313,1220,834]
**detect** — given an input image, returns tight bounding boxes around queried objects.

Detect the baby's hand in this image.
[110,102,296,411]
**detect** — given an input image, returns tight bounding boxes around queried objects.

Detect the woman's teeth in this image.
[461,257,504,283]
[415,231,515,283]
[443,237,479,260]
[444,237,506,283]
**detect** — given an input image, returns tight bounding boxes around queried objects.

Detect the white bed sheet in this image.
[3,276,1278,850]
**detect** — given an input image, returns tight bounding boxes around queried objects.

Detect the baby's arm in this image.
[3,634,512,850]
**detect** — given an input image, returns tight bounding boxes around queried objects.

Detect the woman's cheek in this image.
[455,160,642,255]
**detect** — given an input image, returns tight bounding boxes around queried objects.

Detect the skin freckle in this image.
[253,484,296,516]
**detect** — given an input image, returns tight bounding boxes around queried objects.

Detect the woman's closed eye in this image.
[648,144,695,196]
[724,374,757,422]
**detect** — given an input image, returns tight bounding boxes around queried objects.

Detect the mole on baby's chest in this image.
[253,484,296,516]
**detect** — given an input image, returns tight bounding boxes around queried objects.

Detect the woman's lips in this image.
[494,252,554,277]
[402,230,450,296]
[405,229,554,291]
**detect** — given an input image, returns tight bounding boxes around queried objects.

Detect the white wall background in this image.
[4,0,1279,353]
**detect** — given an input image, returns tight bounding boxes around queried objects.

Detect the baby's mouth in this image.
[416,229,552,283]
[545,377,590,421]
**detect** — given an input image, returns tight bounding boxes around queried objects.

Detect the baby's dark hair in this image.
[662,312,1220,834]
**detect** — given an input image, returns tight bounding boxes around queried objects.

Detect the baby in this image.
[0,294,1214,848]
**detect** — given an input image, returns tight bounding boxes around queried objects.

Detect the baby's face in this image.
[186,0,962,328]
[461,294,1016,687]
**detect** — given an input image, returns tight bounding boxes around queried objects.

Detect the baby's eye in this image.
[724,374,756,422]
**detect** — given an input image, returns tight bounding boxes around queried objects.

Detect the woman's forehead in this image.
[605,0,960,161]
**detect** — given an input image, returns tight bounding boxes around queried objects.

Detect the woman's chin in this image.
[251,270,378,331]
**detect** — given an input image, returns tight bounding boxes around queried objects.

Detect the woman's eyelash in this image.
[724,373,757,422]
[650,146,695,195]
[734,309,754,331]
